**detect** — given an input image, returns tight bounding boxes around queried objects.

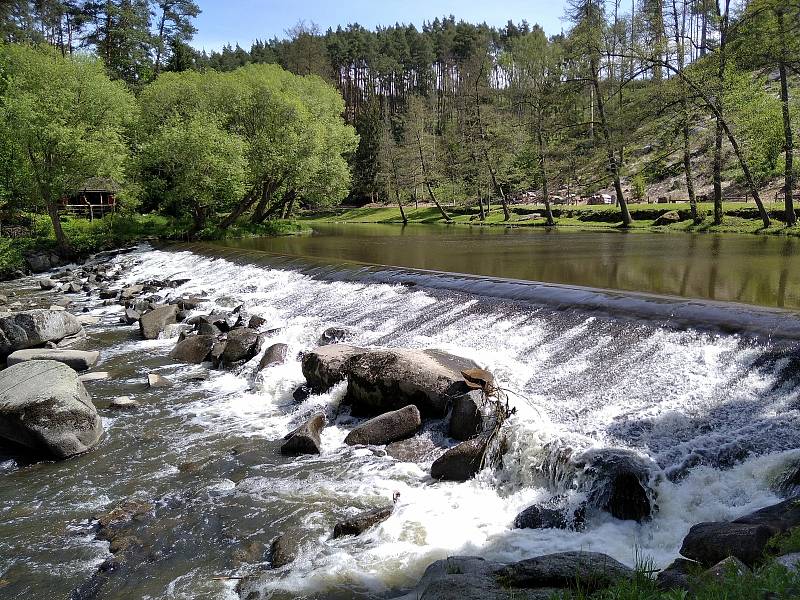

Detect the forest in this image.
[0,0,799,262]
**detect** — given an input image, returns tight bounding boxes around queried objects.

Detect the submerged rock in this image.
[344,405,421,446]
[270,530,302,568]
[513,504,571,530]
[6,348,99,371]
[0,360,103,458]
[0,309,83,358]
[386,437,438,463]
[281,413,325,455]
[109,396,139,410]
[318,326,355,346]
[147,373,173,388]
[332,505,393,538]
[138,305,178,339]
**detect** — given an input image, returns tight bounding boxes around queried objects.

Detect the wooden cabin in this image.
[60,178,119,219]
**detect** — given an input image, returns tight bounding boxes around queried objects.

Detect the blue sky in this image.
[191,0,568,51]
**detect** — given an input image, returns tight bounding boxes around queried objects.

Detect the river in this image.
[1,225,800,599]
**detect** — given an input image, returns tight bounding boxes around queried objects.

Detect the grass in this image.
[0,213,310,278]
[300,202,800,237]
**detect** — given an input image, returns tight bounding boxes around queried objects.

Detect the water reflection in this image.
[216,224,800,309]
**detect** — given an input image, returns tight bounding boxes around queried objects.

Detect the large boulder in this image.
[270,530,302,568]
[680,497,800,567]
[0,360,103,458]
[513,504,570,530]
[394,552,633,600]
[344,405,421,446]
[333,505,393,538]
[6,348,100,371]
[495,552,633,591]
[0,310,83,358]
[138,305,178,340]
[281,413,325,455]
[301,345,478,417]
[170,335,214,364]
[220,328,260,364]
[301,344,362,392]
[431,435,489,481]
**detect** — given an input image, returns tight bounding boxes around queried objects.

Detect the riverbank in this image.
[301,202,800,237]
[0,214,309,279]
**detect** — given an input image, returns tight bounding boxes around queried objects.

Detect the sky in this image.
[191,0,569,52]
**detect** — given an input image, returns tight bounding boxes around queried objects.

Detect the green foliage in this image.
[631,174,647,202]
[767,525,800,556]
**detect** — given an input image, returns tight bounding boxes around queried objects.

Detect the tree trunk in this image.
[281,191,297,219]
[46,198,71,256]
[395,188,408,224]
[591,57,632,226]
[777,11,796,226]
[416,131,451,222]
[219,183,262,229]
[537,125,555,226]
[154,9,167,76]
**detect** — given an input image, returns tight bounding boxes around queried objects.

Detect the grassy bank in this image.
[0,214,309,279]
[302,202,800,237]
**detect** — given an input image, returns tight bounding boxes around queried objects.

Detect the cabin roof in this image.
[75,177,120,194]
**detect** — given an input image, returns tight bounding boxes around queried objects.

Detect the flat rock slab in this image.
[139,305,178,340]
[7,349,100,371]
[0,360,103,458]
[0,310,83,358]
[333,505,393,538]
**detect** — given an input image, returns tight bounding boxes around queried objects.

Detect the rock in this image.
[496,552,633,592]
[270,531,302,568]
[333,505,393,538]
[220,328,259,364]
[176,296,204,310]
[680,497,800,567]
[301,344,362,392]
[98,288,117,300]
[344,405,422,446]
[318,326,355,346]
[210,341,226,364]
[772,459,800,499]
[138,305,178,339]
[0,309,83,358]
[48,305,66,311]
[431,435,489,481]
[258,343,288,370]
[248,315,266,330]
[147,373,172,388]
[38,278,56,290]
[703,556,749,582]
[386,437,438,462]
[76,315,100,326]
[0,360,102,458]
[513,505,569,530]
[197,322,221,336]
[24,251,63,273]
[654,210,681,226]
[6,348,100,371]
[170,335,214,364]
[292,385,311,402]
[656,558,699,592]
[123,308,140,325]
[449,390,485,440]
[120,284,144,301]
[394,556,512,600]
[775,553,800,572]
[302,345,478,417]
[281,413,325,455]
[109,396,139,409]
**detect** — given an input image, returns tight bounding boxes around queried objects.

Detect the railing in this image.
[60,203,116,220]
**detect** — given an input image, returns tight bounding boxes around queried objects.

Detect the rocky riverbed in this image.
[2,244,800,599]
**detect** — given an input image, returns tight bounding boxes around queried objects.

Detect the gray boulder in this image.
[0,360,103,458]
[301,344,362,392]
[281,413,325,455]
[38,278,56,290]
[123,308,140,325]
[258,343,288,370]
[655,557,698,592]
[344,405,421,446]
[681,497,800,567]
[431,435,489,481]
[139,305,178,339]
[0,309,83,358]
[654,211,682,226]
[147,373,173,388]
[386,437,438,463]
[220,328,259,364]
[496,552,633,591]
[449,390,485,440]
[170,335,214,364]
[333,505,393,538]
[270,530,302,568]
[7,348,100,371]
[513,504,569,530]
[318,326,355,346]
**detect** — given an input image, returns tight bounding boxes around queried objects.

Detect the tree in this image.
[139,114,247,234]
[0,44,134,253]
[152,0,200,76]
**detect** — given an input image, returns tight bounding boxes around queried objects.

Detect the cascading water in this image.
[2,243,800,600]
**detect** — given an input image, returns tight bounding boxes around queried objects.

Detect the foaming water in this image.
[1,244,800,599]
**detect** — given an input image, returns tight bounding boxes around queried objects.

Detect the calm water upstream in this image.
[1,229,800,599]
[218,223,800,310]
